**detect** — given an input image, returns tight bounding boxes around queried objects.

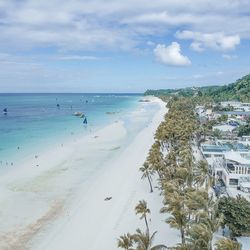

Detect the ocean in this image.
[0,93,159,167]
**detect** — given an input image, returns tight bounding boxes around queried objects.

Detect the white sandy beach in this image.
[0,97,180,250]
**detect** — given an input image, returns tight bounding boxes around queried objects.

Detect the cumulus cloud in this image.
[154,42,191,66]
[176,30,240,51]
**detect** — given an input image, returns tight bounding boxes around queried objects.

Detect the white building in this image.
[208,152,250,188]
[220,101,241,109]
[212,124,236,133]
[201,142,250,189]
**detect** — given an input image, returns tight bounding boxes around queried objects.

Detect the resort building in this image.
[220,101,250,112]
[201,141,250,190]
[220,101,242,109]
[212,124,236,133]
[241,136,250,145]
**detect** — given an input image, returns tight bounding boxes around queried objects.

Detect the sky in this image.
[0,0,250,93]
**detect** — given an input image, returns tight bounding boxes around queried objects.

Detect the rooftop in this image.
[213,124,235,132]
[202,142,249,152]
[224,151,250,165]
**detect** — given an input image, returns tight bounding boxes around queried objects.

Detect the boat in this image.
[73,112,85,118]
[83,117,88,124]
[3,108,7,114]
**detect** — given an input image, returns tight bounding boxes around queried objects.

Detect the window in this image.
[229,178,238,185]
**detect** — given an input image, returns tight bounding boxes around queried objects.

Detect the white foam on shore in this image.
[0,97,178,250]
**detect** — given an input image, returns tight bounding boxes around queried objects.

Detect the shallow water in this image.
[0,93,158,167]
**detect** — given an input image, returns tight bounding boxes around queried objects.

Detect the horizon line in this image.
[0,92,144,95]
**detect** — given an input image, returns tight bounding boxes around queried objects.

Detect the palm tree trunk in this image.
[181,227,185,244]
[147,174,153,193]
[157,170,162,179]
[144,216,149,233]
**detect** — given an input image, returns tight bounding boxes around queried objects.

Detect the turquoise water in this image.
[202,142,249,153]
[201,144,229,153]
[0,93,158,165]
[220,142,249,152]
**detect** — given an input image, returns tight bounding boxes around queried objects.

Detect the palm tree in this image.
[117,233,135,250]
[186,222,212,250]
[133,228,167,250]
[146,141,165,178]
[135,200,151,232]
[193,160,209,190]
[161,193,188,245]
[215,238,242,250]
[140,162,155,193]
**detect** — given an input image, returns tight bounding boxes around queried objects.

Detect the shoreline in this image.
[0,97,168,250]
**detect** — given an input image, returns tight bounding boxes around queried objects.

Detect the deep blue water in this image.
[0,93,144,163]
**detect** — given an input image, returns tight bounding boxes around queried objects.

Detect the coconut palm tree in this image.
[135,200,151,232]
[186,222,212,250]
[215,238,242,250]
[193,160,209,190]
[118,233,135,250]
[147,141,164,179]
[161,189,189,245]
[140,162,155,193]
[133,228,167,250]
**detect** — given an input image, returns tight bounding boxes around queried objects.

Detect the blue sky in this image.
[0,0,249,93]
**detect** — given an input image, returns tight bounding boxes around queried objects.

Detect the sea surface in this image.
[0,93,159,167]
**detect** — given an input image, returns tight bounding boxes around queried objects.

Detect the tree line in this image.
[117,98,245,250]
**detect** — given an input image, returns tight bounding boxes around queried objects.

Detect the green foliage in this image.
[133,229,167,250]
[217,114,228,123]
[118,229,167,250]
[212,129,222,139]
[237,124,250,137]
[144,73,250,103]
[135,200,151,232]
[198,74,250,102]
[218,196,250,236]
[118,233,135,250]
[215,238,242,250]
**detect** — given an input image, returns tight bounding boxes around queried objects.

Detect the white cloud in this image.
[146,41,155,46]
[153,42,191,66]
[0,1,248,52]
[122,11,205,26]
[176,30,240,51]
[190,42,204,52]
[222,54,238,60]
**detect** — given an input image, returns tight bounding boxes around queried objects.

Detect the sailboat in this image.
[83,117,88,124]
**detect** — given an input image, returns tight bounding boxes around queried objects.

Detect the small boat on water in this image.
[73,112,85,118]
[83,117,88,124]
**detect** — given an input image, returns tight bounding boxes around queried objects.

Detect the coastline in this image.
[0,96,168,250]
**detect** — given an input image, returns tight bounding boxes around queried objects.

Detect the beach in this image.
[0,96,175,250]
